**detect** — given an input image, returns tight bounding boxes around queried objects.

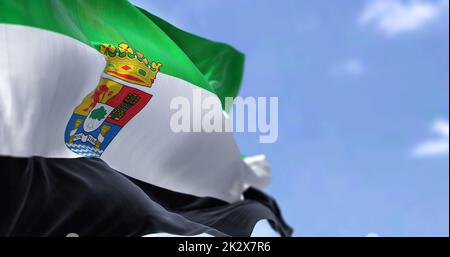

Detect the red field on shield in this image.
[104,86,152,127]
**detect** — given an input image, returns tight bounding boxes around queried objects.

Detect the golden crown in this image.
[99,43,162,87]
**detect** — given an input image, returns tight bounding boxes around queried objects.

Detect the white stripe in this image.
[243,155,272,189]
[0,24,262,203]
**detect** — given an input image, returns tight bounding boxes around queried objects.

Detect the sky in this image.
[132,0,449,236]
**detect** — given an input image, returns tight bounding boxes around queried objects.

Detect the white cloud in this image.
[412,119,449,158]
[331,58,366,77]
[359,0,449,36]
[366,232,380,237]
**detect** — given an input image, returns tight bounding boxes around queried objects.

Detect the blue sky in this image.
[133,0,449,236]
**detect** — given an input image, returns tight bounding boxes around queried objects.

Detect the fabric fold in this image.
[0,156,292,237]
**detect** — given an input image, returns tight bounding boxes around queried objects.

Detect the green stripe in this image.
[0,0,244,108]
[138,8,244,110]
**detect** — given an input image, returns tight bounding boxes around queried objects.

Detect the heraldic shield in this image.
[65,43,161,157]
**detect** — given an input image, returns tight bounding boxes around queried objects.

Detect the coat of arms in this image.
[64,43,161,157]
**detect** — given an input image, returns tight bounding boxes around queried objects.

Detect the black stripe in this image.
[0,156,292,237]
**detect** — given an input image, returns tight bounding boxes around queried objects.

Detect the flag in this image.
[0,0,292,237]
